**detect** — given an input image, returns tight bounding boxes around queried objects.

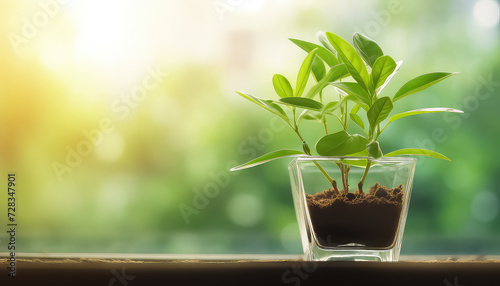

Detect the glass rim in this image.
[294,156,417,163]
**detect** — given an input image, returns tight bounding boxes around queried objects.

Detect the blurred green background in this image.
[1,0,499,255]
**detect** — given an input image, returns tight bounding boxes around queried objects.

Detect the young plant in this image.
[230,31,463,192]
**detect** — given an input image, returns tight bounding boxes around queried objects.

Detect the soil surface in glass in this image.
[306,183,404,248]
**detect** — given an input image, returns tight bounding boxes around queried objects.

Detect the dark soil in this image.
[306,183,404,249]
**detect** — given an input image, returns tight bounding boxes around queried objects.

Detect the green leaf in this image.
[311,56,326,82]
[344,95,369,112]
[352,33,384,68]
[316,131,369,156]
[297,109,312,125]
[230,149,306,171]
[350,113,365,130]
[367,97,393,128]
[326,32,370,91]
[393,72,458,102]
[295,49,318,97]
[322,101,339,114]
[235,91,290,124]
[367,141,383,159]
[289,38,339,67]
[376,60,403,95]
[317,31,336,54]
[350,103,361,115]
[371,55,397,91]
[325,64,350,81]
[332,82,371,106]
[388,108,464,124]
[279,97,323,111]
[272,74,293,98]
[262,99,288,116]
[345,150,369,157]
[302,112,323,122]
[341,158,370,168]
[384,148,451,161]
[302,142,311,155]
[304,63,348,99]
[316,101,340,121]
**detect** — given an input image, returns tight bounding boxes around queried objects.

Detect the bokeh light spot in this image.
[226,194,263,227]
[473,0,500,28]
[280,222,301,253]
[98,174,135,213]
[95,132,124,162]
[471,191,499,222]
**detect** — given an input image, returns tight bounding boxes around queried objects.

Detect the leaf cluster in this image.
[231,31,463,171]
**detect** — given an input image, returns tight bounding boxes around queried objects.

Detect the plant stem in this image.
[344,98,348,130]
[336,162,350,194]
[375,123,383,141]
[294,127,334,185]
[278,88,340,189]
[292,108,297,129]
[339,95,346,130]
[314,161,333,184]
[345,164,350,193]
[358,160,372,193]
[291,106,335,187]
[295,128,304,142]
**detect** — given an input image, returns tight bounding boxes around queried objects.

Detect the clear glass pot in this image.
[289,156,417,262]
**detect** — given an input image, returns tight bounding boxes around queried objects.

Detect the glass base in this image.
[307,242,400,262]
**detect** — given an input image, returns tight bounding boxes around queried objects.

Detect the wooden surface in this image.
[1,254,500,286]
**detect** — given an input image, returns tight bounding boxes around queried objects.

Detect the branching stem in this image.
[292,120,334,185]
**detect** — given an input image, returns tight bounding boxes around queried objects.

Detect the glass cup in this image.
[289,156,417,261]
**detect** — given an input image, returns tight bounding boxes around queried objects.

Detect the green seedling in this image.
[231,31,463,192]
